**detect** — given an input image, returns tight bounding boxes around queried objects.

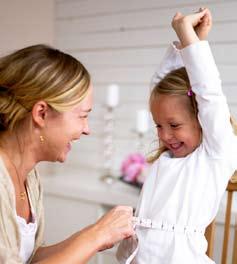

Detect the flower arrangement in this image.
[120,153,148,188]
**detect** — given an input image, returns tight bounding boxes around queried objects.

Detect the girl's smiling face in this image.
[151,94,202,158]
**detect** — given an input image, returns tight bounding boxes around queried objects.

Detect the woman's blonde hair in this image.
[0,44,90,132]
[148,67,237,163]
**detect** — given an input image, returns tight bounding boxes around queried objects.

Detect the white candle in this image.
[106,84,119,108]
[136,109,149,134]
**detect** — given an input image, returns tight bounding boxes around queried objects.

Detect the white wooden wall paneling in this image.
[88,64,237,84]
[73,44,237,68]
[57,22,237,50]
[56,2,237,33]
[56,0,231,18]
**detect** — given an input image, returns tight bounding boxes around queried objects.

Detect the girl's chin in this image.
[170,147,186,157]
[172,149,191,158]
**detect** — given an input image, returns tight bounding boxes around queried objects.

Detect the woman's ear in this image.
[31,101,49,128]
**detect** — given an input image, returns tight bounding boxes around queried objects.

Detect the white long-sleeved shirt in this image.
[117,41,237,264]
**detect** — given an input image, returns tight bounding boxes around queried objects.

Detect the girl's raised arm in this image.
[173,9,235,157]
[151,43,183,87]
[151,8,212,87]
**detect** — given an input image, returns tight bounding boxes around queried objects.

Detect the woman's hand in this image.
[171,8,212,48]
[31,206,134,264]
[91,205,135,251]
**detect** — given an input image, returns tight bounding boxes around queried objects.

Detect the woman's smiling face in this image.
[41,84,93,163]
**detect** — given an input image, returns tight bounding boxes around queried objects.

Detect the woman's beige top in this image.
[0,157,44,264]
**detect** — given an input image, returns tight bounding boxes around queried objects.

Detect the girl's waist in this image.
[132,217,205,234]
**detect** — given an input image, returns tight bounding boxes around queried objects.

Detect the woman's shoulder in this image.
[0,156,13,190]
[0,156,8,178]
[27,168,43,199]
[0,157,15,210]
[27,168,41,185]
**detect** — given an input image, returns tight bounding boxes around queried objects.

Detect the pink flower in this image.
[121,153,147,183]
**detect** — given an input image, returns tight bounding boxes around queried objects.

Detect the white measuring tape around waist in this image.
[124,218,205,264]
[132,217,205,234]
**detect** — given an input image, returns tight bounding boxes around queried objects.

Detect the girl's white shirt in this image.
[117,41,237,264]
[16,191,37,264]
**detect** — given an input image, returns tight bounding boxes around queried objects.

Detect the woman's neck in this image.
[0,130,37,182]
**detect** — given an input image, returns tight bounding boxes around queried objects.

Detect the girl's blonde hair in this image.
[0,44,90,132]
[148,67,237,163]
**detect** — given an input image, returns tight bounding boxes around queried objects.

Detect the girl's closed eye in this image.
[170,123,180,128]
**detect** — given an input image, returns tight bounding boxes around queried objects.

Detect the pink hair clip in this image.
[187,88,193,97]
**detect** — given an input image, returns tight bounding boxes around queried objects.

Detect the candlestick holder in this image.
[135,109,149,153]
[100,106,117,185]
[136,131,146,153]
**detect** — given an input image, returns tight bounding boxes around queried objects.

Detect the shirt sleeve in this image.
[151,41,184,87]
[180,41,235,158]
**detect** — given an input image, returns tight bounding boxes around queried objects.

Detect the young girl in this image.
[117,8,237,264]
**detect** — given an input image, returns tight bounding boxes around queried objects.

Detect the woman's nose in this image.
[82,119,90,135]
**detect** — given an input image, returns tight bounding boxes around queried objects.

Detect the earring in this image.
[40,135,44,143]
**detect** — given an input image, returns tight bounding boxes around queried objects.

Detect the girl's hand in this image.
[195,8,212,40]
[172,8,211,48]
[92,205,135,251]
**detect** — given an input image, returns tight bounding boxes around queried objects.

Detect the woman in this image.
[0,44,134,263]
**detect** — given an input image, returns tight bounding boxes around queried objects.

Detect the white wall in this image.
[0,0,55,54]
[54,1,237,263]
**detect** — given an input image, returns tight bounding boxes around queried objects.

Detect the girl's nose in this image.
[159,129,173,142]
